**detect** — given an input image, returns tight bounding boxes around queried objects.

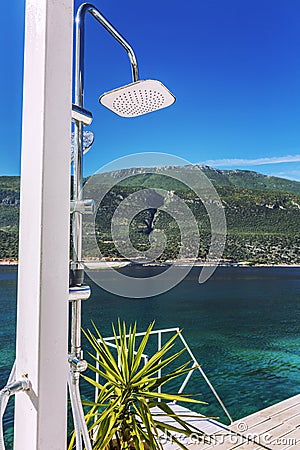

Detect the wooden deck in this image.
[158,394,300,449]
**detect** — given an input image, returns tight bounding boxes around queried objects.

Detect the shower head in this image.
[99,79,175,118]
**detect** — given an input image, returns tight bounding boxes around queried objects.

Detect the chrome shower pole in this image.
[70,6,140,448]
[70,3,139,359]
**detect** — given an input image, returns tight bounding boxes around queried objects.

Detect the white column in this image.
[14,0,73,449]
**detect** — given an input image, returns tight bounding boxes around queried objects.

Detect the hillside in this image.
[0,176,20,259]
[93,165,300,195]
[1,168,300,264]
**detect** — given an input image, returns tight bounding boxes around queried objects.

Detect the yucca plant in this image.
[70,321,208,450]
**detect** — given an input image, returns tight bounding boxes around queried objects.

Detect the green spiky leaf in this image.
[69,321,208,450]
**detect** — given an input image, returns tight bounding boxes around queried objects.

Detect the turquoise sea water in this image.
[1,265,300,444]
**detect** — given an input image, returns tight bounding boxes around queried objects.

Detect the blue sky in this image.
[1,0,300,180]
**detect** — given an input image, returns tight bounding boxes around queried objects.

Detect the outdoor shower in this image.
[69,3,175,448]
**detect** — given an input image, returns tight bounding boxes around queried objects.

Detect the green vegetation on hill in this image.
[96,165,300,195]
[1,168,300,264]
[203,167,300,194]
[0,176,21,192]
[88,181,300,265]
[0,177,20,259]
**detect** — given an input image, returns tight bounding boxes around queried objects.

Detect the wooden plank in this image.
[238,418,284,436]
[189,429,267,450]
[271,406,300,423]
[153,404,227,450]
[230,398,300,432]
[162,395,300,450]
[162,431,222,450]
[231,414,271,432]
[281,413,300,428]
[237,415,300,450]
[237,395,300,422]
[231,421,293,450]
[187,415,296,449]
[252,421,295,448]
[282,436,300,450]
[152,403,227,436]
[269,427,300,450]
[229,396,300,450]
[193,434,259,450]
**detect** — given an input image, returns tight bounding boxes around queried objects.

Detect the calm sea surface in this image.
[1,265,300,444]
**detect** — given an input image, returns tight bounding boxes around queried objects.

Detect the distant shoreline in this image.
[0,260,18,266]
[1,259,300,269]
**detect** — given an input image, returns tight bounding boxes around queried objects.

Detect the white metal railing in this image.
[94,327,233,424]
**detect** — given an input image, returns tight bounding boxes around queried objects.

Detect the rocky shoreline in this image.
[1,259,300,268]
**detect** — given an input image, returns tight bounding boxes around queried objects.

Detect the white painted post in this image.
[14,0,73,449]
